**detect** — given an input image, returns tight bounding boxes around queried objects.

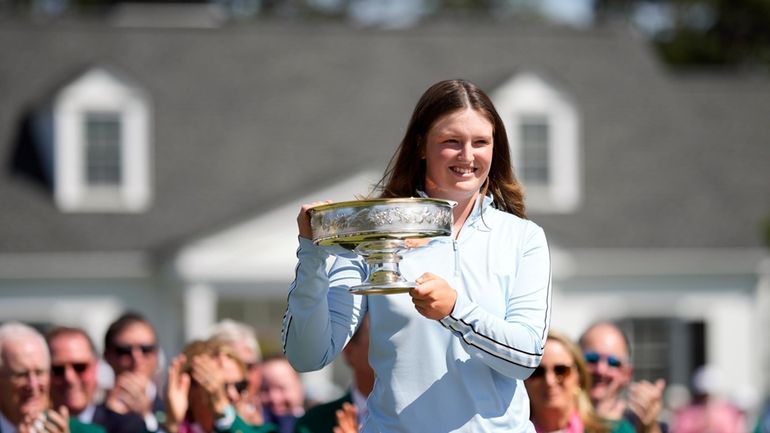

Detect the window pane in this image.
[519,115,550,184]
[616,317,706,386]
[85,112,122,186]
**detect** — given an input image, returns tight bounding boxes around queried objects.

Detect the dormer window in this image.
[492,72,581,213]
[519,115,550,185]
[52,67,152,213]
[85,111,123,186]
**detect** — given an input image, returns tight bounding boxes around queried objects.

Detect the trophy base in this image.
[349,282,415,295]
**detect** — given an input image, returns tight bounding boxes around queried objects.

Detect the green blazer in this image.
[214,415,278,433]
[606,419,636,433]
[293,392,352,433]
[70,419,107,433]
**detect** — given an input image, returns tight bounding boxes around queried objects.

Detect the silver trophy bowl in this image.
[310,198,455,295]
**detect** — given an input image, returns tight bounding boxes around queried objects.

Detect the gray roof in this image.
[1,20,769,253]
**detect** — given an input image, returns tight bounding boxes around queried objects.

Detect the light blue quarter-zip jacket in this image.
[283,195,552,433]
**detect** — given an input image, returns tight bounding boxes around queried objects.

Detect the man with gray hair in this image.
[0,321,104,433]
[209,319,264,425]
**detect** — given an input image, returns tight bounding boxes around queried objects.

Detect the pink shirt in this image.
[673,401,746,433]
[534,411,585,433]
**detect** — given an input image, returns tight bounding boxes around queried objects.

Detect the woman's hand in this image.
[190,354,229,416]
[164,354,191,433]
[297,201,332,239]
[410,272,457,320]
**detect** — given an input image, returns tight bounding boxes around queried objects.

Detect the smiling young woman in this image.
[285,79,552,433]
[378,79,526,221]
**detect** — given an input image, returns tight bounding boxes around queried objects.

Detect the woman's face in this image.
[422,108,494,204]
[525,339,580,417]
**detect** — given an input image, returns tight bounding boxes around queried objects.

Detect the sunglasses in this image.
[529,364,573,383]
[51,362,90,377]
[583,351,624,368]
[112,344,157,357]
[224,379,249,394]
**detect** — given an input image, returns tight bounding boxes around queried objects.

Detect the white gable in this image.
[492,72,581,213]
[53,67,152,213]
[175,169,383,286]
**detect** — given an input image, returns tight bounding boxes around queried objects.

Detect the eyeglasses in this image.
[583,351,624,368]
[112,344,157,357]
[51,362,90,377]
[529,364,573,383]
[224,379,249,394]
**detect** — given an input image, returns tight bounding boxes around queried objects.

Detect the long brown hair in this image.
[375,79,526,218]
[545,330,609,433]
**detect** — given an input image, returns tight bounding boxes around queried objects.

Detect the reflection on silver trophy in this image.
[310,198,455,295]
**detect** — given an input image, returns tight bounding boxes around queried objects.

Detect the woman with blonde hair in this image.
[164,339,277,433]
[525,331,634,433]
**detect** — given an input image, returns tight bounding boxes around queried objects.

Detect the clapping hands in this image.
[19,407,70,433]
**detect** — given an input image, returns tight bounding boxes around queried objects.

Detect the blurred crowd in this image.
[1,312,768,433]
[530,324,766,433]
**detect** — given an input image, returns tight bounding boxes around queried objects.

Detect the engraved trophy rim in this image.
[310,197,456,213]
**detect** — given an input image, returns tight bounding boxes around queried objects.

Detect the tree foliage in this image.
[596,0,770,68]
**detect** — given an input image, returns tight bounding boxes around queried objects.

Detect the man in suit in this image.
[260,355,306,433]
[46,326,147,433]
[0,321,104,433]
[102,312,163,432]
[293,316,372,433]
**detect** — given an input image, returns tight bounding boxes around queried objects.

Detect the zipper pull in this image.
[453,239,460,277]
